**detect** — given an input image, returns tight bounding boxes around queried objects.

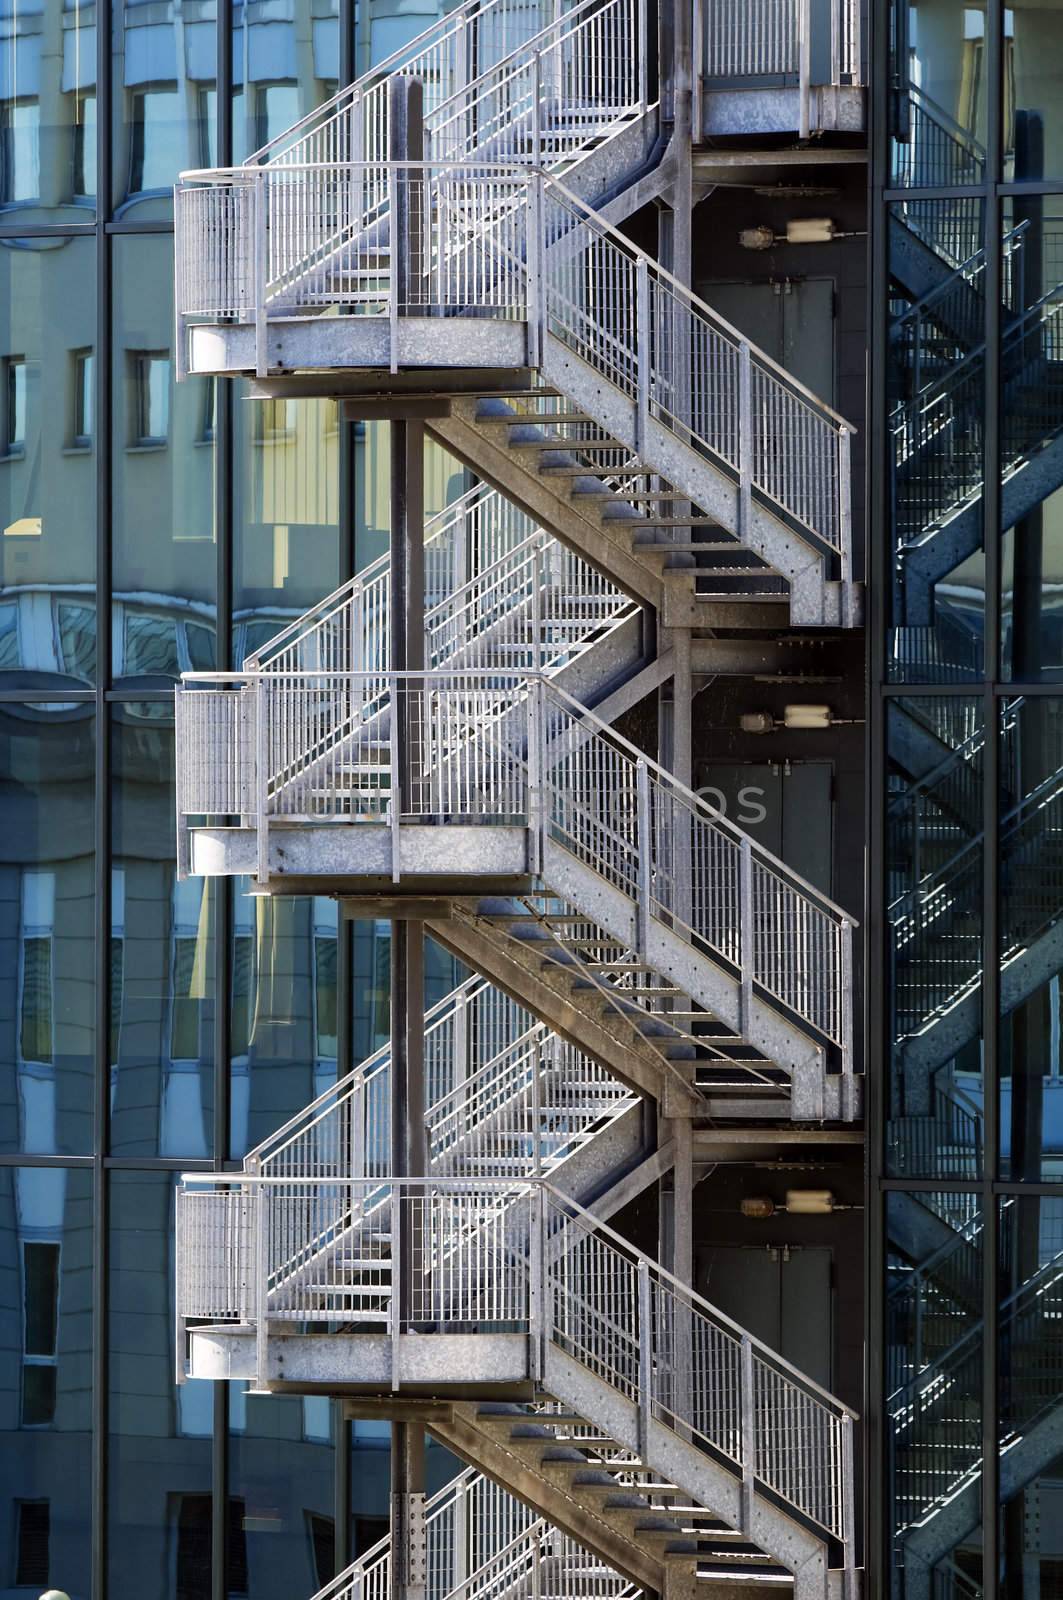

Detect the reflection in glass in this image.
[887,697,984,1177]
[889,0,987,188]
[0,703,95,1154]
[111,702,214,1157]
[998,1195,1063,1596]
[0,1165,92,1596]
[230,887,337,1158]
[886,1191,984,1600]
[229,1384,337,1599]
[0,0,96,219]
[113,1,216,213]
[113,234,216,684]
[1008,0,1063,183]
[0,238,96,686]
[231,0,338,165]
[109,1171,213,1598]
[999,698,1063,1180]
[887,200,986,682]
[233,391,339,665]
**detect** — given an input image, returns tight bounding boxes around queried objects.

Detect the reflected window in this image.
[256,396,297,442]
[72,350,93,447]
[21,1239,59,1425]
[15,1501,49,1586]
[197,87,216,168]
[307,1513,335,1588]
[3,355,27,454]
[72,93,96,200]
[1,99,40,202]
[128,86,182,193]
[56,602,96,681]
[130,350,170,445]
[0,598,17,666]
[19,870,55,1067]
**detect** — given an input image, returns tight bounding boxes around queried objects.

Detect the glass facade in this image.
[0,0,459,1590]
[880,3,1063,1596]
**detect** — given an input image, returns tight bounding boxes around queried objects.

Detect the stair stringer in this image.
[537,336,850,628]
[426,411,670,613]
[542,1344,836,1600]
[900,428,1063,625]
[537,836,851,1121]
[429,1403,670,1593]
[900,1402,1063,1593]
[899,914,1063,1107]
[887,214,985,343]
[426,911,705,1116]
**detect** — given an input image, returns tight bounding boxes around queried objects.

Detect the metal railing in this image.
[176,1174,857,1568]
[702,0,861,140]
[175,668,855,1057]
[177,166,854,567]
[318,1467,640,1600]
[245,500,633,686]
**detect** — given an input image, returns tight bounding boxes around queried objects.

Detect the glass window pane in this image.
[109,1171,213,1598]
[111,702,214,1158]
[0,238,96,689]
[113,235,216,685]
[229,1384,337,1599]
[888,200,986,682]
[230,885,338,1158]
[886,1190,984,1599]
[113,6,216,216]
[233,391,339,666]
[0,1165,93,1596]
[1000,198,1063,681]
[999,697,1063,1179]
[889,0,987,186]
[1007,1,1063,183]
[0,703,95,1155]
[0,0,96,220]
[887,696,984,1177]
[231,0,338,166]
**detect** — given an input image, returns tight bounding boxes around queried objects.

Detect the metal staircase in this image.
[173,0,859,629]
[889,699,1063,1097]
[172,3,862,1595]
[887,1203,1063,1594]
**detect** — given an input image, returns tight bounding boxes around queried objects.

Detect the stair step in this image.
[499,411,592,425]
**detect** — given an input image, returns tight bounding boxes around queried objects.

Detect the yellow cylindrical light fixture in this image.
[783,704,832,730]
[785,1189,835,1215]
[740,1196,776,1219]
[785,218,836,244]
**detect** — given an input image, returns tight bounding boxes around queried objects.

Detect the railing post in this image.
[637,1258,652,1458]
[739,836,753,1034]
[840,918,854,1096]
[638,0,649,114]
[532,51,543,167]
[452,1478,469,1597]
[531,1526,543,1600]
[391,1181,402,1390]
[253,172,268,378]
[838,426,853,625]
[636,759,652,957]
[840,1412,856,1600]
[738,340,753,541]
[740,1333,755,1534]
[526,172,544,369]
[390,674,402,884]
[635,257,651,456]
[798,0,811,138]
[529,1185,545,1379]
[255,678,270,888]
[527,676,544,877]
[254,1179,270,1391]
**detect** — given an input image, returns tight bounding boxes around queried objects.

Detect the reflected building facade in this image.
[876,1,1063,1597]
[0,0,460,1592]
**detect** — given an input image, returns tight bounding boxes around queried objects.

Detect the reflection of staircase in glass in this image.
[889,698,1063,1100]
[889,1224,1063,1588]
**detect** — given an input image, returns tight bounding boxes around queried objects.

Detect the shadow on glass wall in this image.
[886,1189,984,1600]
[886,696,985,1180]
[886,198,986,685]
[0,1164,92,1599]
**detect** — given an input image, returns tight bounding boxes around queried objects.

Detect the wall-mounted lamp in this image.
[740,1190,838,1218]
[738,219,864,251]
[739,705,834,734]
